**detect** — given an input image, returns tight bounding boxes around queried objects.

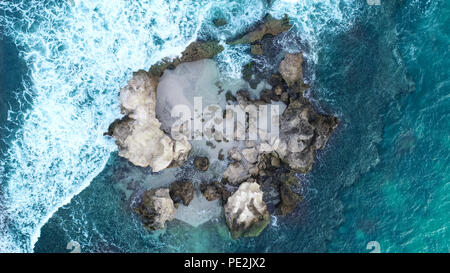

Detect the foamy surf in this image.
[0,0,357,252]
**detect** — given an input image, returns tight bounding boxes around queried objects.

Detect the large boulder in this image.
[169,180,195,206]
[279,53,303,88]
[224,182,270,239]
[135,188,176,230]
[107,70,191,172]
[275,98,338,173]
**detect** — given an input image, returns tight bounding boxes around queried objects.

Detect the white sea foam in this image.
[0,0,212,253]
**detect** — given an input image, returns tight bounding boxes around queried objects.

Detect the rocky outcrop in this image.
[107,70,191,172]
[107,41,224,172]
[224,182,270,239]
[279,53,302,87]
[229,14,292,45]
[149,41,224,77]
[135,188,176,230]
[276,97,338,173]
[169,180,194,206]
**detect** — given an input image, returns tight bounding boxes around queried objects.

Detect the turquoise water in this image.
[0,0,449,252]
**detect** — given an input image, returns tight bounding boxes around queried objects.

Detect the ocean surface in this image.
[0,0,448,253]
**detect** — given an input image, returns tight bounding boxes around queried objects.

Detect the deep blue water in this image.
[0,0,448,253]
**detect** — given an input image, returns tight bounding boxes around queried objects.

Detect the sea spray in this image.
[0,0,211,253]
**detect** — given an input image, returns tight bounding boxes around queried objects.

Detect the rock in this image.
[280,92,289,104]
[279,173,302,216]
[225,91,237,103]
[229,14,292,45]
[223,161,250,184]
[224,182,270,239]
[218,149,225,161]
[276,98,338,173]
[242,62,254,82]
[260,89,277,103]
[149,41,224,77]
[271,156,281,168]
[228,148,242,161]
[250,44,264,55]
[194,156,209,172]
[169,180,194,206]
[108,70,191,172]
[213,18,227,27]
[200,182,221,201]
[279,52,303,88]
[274,85,283,96]
[242,148,258,164]
[134,188,176,230]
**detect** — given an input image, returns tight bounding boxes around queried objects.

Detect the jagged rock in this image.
[228,148,242,161]
[223,161,250,184]
[169,180,194,206]
[242,148,258,164]
[251,44,264,55]
[273,85,283,96]
[280,92,289,104]
[200,182,221,201]
[213,18,227,27]
[149,41,224,77]
[135,188,176,230]
[278,172,302,216]
[229,14,292,45]
[108,71,191,172]
[279,53,303,87]
[260,89,277,103]
[224,182,270,239]
[194,156,209,172]
[276,98,338,173]
[270,156,281,168]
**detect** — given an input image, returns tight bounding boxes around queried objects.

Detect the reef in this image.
[108,14,337,239]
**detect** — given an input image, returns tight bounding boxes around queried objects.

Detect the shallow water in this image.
[0,0,448,253]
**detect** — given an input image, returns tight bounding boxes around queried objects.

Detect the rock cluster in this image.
[111,14,338,240]
[107,41,224,172]
[106,71,190,172]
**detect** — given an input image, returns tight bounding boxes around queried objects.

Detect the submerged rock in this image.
[229,14,292,45]
[169,180,195,206]
[278,172,302,216]
[213,18,227,27]
[107,71,191,172]
[250,44,264,55]
[135,188,176,230]
[224,182,270,239]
